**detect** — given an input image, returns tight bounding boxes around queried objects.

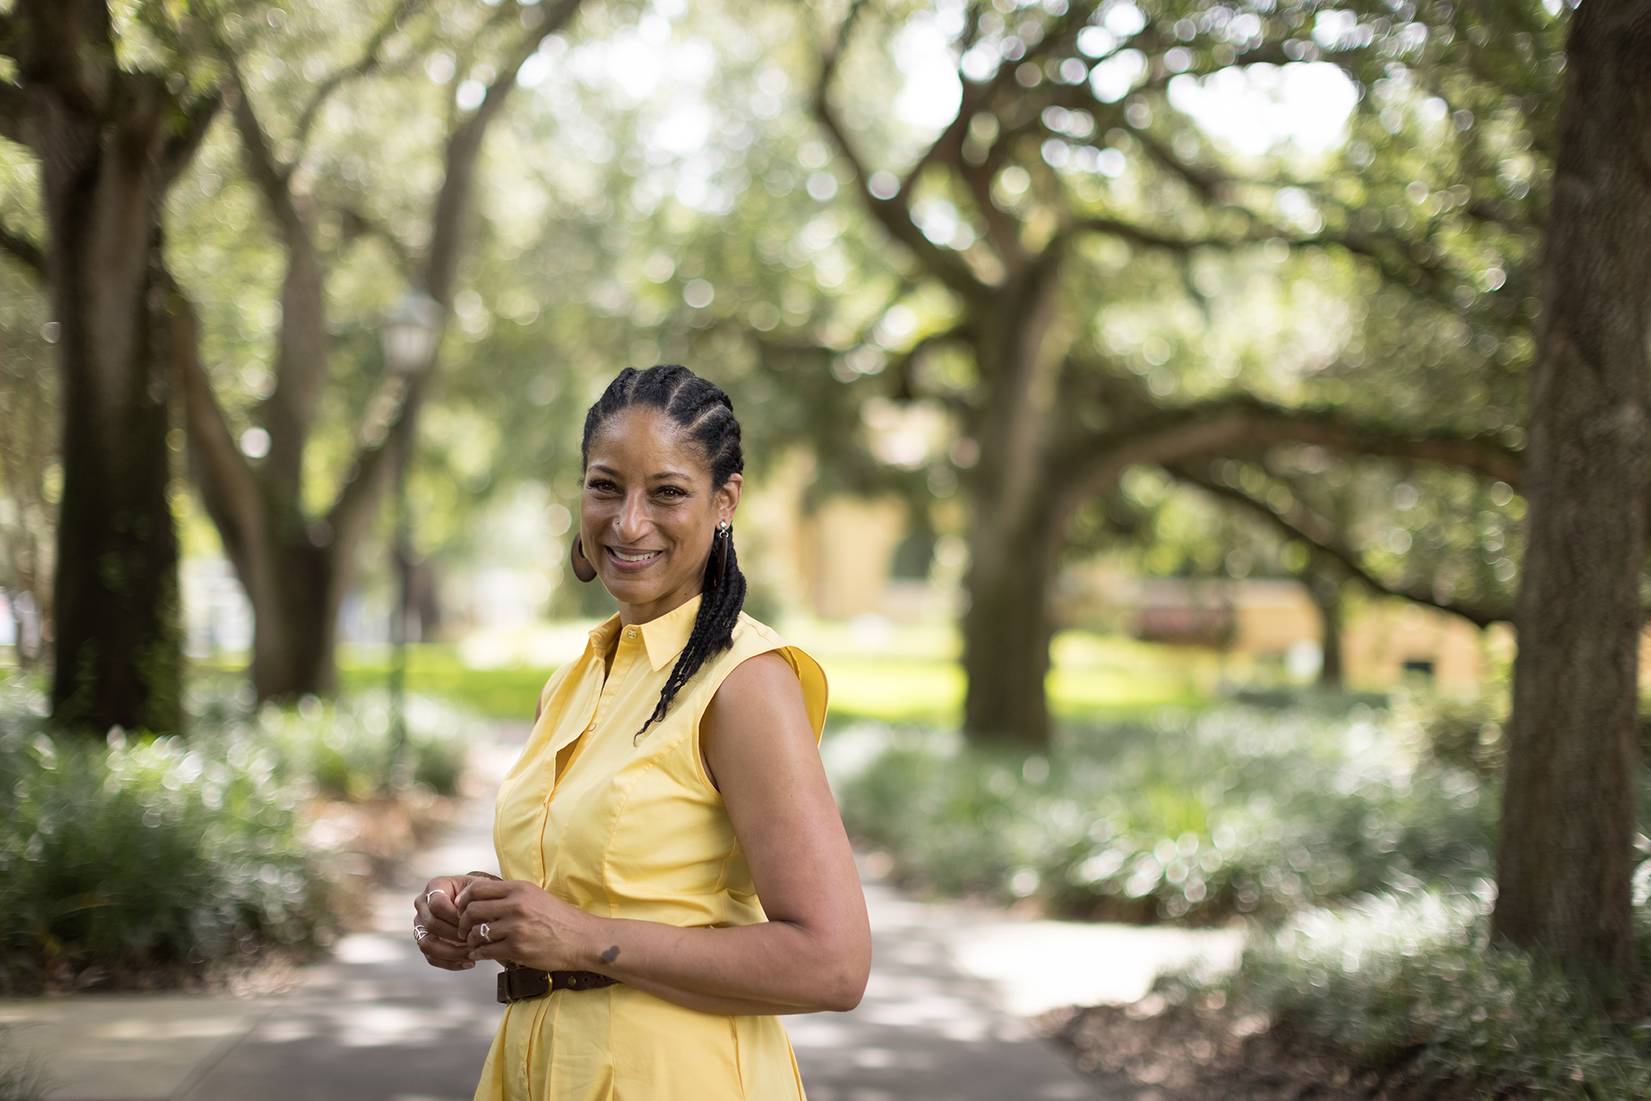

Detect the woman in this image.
[411,364,872,1101]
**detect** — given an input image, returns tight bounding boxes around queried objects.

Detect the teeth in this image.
[611,548,659,563]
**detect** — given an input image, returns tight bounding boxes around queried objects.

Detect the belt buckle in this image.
[496,966,550,1004]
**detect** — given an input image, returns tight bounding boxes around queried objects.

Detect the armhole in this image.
[691,641,830,793]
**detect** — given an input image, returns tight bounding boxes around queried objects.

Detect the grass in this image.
[192,619,1223,727]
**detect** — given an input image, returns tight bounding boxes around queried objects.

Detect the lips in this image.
[606,546,662,567]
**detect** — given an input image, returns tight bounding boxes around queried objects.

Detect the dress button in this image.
[624,627,638,641]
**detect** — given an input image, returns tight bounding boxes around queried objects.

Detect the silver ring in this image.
[426,889,447,903]
[478,922,492,942]
[414,924,429,941]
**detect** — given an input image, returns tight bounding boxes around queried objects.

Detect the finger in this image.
[422,947,477,971]
[467,921,512,952]
[468,936,513,962]
[456,878,512,912]
[426,886,462,925]
[416,931,476,968]
[426,909,467,943]
[456,898,508,939]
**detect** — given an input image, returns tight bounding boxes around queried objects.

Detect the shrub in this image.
[184,679,473,799]
[833,695,1500,924]
[0,671,476,993]
[0,722,330,993]
[0,1025,50,1101]
[1154,890,1651,1099]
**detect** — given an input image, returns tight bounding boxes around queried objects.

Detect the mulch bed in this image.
[1034,994,1504,1101]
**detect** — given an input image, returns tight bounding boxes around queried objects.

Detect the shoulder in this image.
[705,614,802,707]
[702,612,829,740]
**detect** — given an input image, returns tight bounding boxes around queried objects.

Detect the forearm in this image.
[576,915,854,1016]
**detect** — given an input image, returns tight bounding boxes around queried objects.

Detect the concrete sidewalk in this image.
[0,721,1240,1101]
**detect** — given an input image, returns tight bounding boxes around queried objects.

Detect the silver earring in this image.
[712,519,732,581]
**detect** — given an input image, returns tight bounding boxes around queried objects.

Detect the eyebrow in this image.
[588,464,693,482]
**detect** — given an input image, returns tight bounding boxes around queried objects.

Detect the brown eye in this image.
[656,485,687,499]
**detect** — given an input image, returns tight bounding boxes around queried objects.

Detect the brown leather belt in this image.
[497,964,619,1004]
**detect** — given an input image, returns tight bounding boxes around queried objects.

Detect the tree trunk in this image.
[247,534,346,701]
[1308,573,1344,689]
[960,497,1063,748]
[1491,0,1651,986]
[38,83,183,735]
[959,255,1068,749]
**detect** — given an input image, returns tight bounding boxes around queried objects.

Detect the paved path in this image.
[0,721,1240,1101]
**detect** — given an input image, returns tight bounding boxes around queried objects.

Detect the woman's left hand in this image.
[454,878,599,971]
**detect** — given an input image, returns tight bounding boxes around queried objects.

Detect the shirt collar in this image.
[585,591,705,672]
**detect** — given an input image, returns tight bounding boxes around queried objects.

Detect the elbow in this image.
[823,946,870,1013]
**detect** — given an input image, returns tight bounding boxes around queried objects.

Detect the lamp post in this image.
[381,290,441,794]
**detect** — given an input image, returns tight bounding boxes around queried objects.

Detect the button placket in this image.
[537,632,642,889]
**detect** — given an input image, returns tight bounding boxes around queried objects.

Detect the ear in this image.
[716,473,742,520]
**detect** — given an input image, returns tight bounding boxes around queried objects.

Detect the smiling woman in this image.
[412,365,870,1101]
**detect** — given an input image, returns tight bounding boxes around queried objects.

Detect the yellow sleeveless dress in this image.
[470,591,829,1101]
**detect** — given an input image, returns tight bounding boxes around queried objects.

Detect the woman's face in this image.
[579,406,741,625]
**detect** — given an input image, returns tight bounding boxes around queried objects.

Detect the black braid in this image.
[578,364,747,743]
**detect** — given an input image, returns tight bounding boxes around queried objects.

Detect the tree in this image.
[1491,0,1648,987]
[811,0,1529,747]
[0,1,220,733]
[170,0,585,700]
[0,237,55,665]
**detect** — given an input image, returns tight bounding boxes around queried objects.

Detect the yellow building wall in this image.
[794,495,909,620]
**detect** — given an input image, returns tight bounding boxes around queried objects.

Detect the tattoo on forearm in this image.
[600,944,620,964]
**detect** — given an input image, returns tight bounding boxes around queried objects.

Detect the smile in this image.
[606,546,663,566]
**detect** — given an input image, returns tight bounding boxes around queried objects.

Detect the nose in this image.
[613,490,651,544]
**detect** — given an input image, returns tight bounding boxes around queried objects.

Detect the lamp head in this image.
[383,291,442,375]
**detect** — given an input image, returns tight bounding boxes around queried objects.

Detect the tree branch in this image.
[0,216,46,278]
[326,371,427,557]
[332,0,584,545]
[887,321,974,402]
[222,59,306,242]
[813,0,986,302]
[159,268,265,578]
[1168,459,1513,627]
[0,79,27,146]
[336,202,415,274]
[160,90,222,186]
[423,0,582,305]
[1062,393,1524,514]
[1064,213,1269,252]
[291,0,424,153]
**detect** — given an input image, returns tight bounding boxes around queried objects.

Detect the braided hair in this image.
[579,364,749,743]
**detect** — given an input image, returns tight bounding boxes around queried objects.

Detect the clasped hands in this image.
[413,870,597,973]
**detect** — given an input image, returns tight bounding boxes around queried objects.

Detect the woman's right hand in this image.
[415,870,501,970]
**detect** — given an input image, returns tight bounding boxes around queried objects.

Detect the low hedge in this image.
[0,671,475,993]
[832,693,1499,925]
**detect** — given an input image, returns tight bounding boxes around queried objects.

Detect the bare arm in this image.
[572,652,870,1014]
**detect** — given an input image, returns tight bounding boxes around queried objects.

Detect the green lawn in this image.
[300,621,1221,725]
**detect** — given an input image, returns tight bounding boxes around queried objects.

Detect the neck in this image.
[616,583,704,627]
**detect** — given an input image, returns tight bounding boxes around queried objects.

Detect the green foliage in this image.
[1156,891,1651,1099]
[834,694,1498,924]
[0,682,329,994]
[0,1025,49,1101]
[0,669,476,993]
[186,674,475,798]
